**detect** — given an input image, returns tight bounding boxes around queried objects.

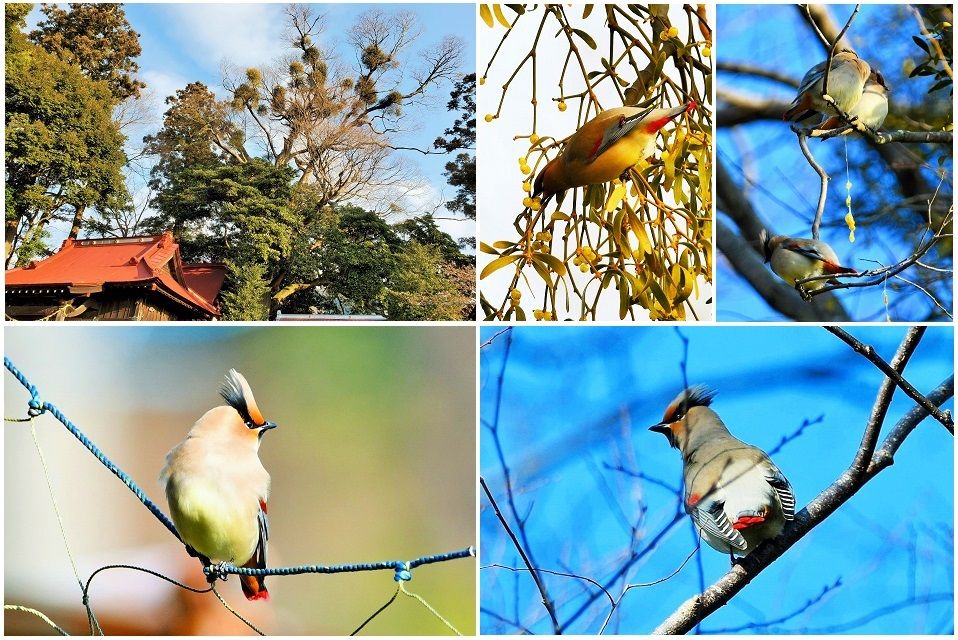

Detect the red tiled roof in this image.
[6,232,224,316]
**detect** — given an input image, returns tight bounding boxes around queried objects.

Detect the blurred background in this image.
[4,325,475,635]
[479,326,953,634]
[716,4,952,321]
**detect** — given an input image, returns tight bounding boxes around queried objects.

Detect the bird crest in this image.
[220,369,267,428]
[662,384,716,424]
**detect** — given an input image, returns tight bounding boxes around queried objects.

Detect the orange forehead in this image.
[662,397,682,423]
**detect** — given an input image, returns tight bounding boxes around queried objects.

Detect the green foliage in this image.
[434,73,476,223]
[145,82,246,172]
[908,6,952,94]
[6,8,127,264]
[148,159,297,263]
[395,216,472,266]
[220,259,271,321]
[383,242,473,320]
[30,3,144,102]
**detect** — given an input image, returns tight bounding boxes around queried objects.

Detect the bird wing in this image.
[584,106,656,164]
[763,462,796,520]
[794,60,828,99]
[254,499,269,566]
[688,494,749,551]
[780,239,831,263]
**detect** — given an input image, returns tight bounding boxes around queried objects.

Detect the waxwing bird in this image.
[783,51,871,122]
[818,70,889,132]
[161,369,277,601]
[761,230,857,292]
[533,101,695,205]
[650,386,795,557]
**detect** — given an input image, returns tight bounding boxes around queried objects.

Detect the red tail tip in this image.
[732,515,766,530]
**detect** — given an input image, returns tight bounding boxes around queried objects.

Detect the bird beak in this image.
[649,422,677,448]
[260,421,278,432]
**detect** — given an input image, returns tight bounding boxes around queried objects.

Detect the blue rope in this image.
[5,356,181,540]
[5,356,476,584]
[210,546,477,582]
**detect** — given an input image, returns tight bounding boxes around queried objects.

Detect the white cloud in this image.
[162,4,289,71]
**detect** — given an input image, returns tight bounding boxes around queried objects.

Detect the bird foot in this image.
[204,561,231,585]
[795,284,812,301]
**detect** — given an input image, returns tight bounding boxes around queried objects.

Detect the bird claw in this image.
[204,561,231,584]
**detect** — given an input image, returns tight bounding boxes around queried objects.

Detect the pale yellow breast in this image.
[166,475,260,564]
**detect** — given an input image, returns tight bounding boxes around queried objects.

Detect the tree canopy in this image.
[5,2,128,267]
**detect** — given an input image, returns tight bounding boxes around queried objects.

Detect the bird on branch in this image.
[650,386,796,559]
[532,101,696,206]
[783,50,871,123]
[761,230,857,295]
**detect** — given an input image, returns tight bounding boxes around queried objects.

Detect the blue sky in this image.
[715,4,953,321]
[479,326,954,634]
[25,3,476,241]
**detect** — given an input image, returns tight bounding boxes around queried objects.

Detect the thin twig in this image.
[480,477,562,633]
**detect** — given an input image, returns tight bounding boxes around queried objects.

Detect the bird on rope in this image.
[162,369,277,601]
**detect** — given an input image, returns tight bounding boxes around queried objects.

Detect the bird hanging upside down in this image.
[532,101,696,206]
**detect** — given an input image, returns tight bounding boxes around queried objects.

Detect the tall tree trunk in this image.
[5,216,19,267]
[69,205,86,240]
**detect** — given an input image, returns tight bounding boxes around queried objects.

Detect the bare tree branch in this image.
[825,326,954,432]
[716,62,798,88]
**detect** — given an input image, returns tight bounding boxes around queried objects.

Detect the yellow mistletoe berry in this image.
[557,100,567,112]
[520,163,532,175]
[579,263,590,273]
[510,288,521,301]
[845,212,856,231]
[479,76,487,86]
[543,311,553,321]
[533,309,544,320]
[668,26,679,38]
[522,180,531,193]
[529,197,542,211]
[484,114,494,123]
[522,197,533,208]
[702,46,711,57]
[529,134,540,144]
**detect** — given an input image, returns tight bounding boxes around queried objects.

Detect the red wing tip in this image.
[246,590,270,601]
[732,515,766,530]
[685,101,697,113]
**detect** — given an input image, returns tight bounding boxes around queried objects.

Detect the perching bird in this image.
[650,386,795,557]
[761,230,857,292]
[533,101,695,205]
[783,51,871,122]
[161,369,277,601]
[818,70,889,132]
